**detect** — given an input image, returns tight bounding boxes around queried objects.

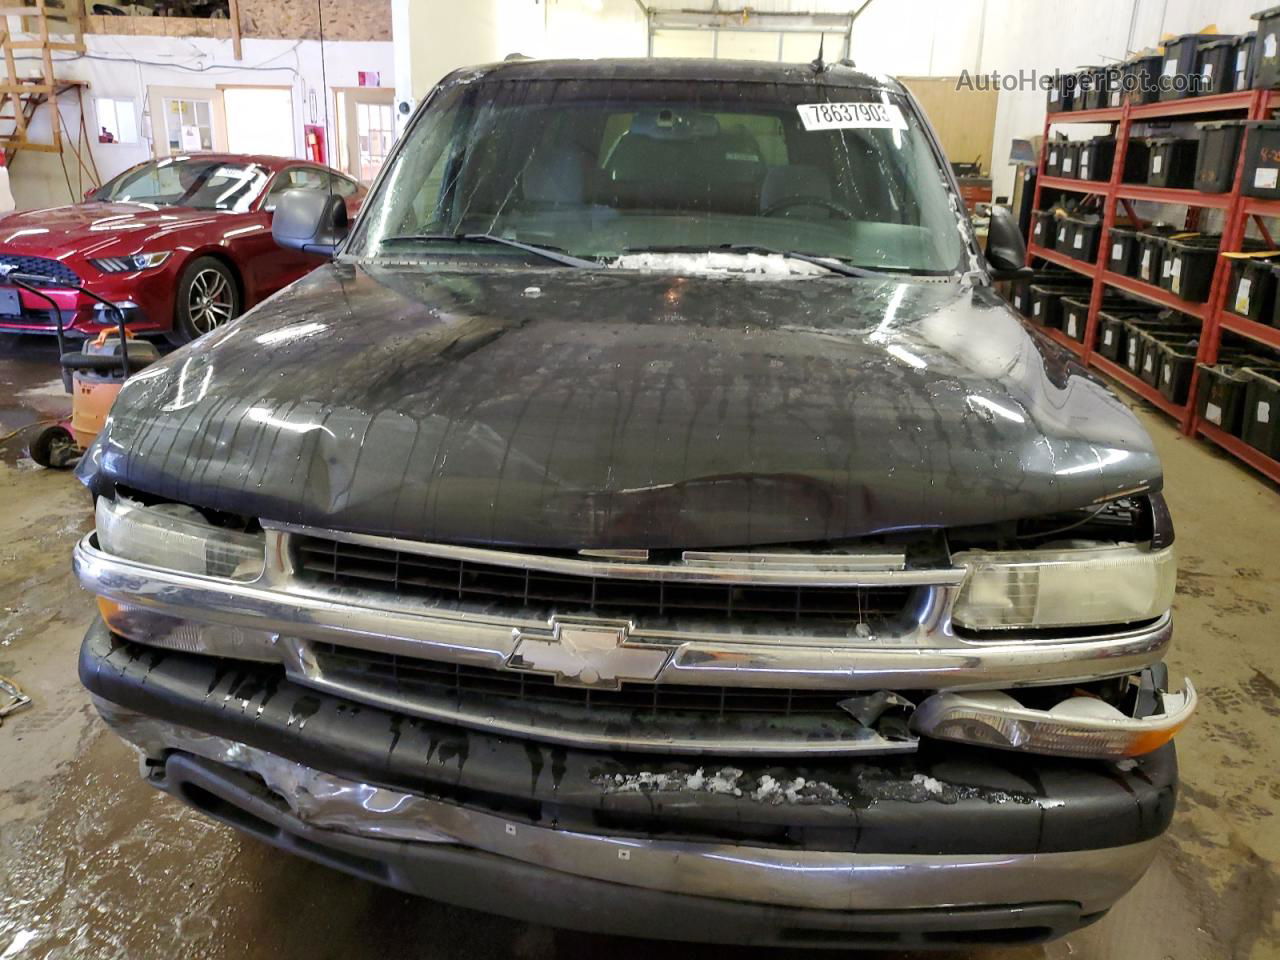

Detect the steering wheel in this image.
[761,195,857,219]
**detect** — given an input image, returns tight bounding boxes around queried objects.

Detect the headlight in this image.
[912,681,1196,758]
[951,544,1175,631]
[95,496,264,581]
[89,252,171,273]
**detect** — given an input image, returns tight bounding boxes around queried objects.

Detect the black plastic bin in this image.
[1241,367,1280,458]
[1065,215,1102,261]
[1107,226,1143,276]
[1059,141,1082,179]
[1225,253,1280,320]
[1031,208,1057,249]
[1235,32,1257,91]
[1060,296,1091,341]
[1009,277,1032,317]
[1139,333,1198,386]
[1096,304,1165,360]
[1120,138,1152,181]
[1195,121,1245,192]
[1240,121,1280,198]
[1030,283,1090,328]
[1122,54,1163,104]
[1197,364,1254,435]
[1147,137,1199,188]
[1195,36,1240,96]
[1252,7,1280,89]
[1164,235,1221,302]
[1160,33,1220,100]
[1044,138,1069,176]
[1077,137,1115,181]
[1136,226,1185,285]
[1154,339,1202,402]
[1085,65,1119,109]
[1048,71,1076,112]
[1122,317,1200,374]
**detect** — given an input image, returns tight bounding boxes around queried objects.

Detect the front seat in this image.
[759,164,835,218]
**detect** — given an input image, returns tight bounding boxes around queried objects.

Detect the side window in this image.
[266,167,331,206]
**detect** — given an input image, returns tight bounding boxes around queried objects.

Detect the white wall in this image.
[9,33,393,210]
[391,0,645,109]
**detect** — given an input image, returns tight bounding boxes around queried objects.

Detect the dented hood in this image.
[80,261,1162,549]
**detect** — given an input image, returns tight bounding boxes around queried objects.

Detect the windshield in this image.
[348,77,969,274]
[95,157,270,212]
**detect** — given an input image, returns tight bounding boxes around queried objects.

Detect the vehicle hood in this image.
[0,203,227,259]
[80,261,1162,549]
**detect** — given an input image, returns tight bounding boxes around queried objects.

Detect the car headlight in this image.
[89,252,171,273]
[95,496,264,581]
[951,544,1175,631]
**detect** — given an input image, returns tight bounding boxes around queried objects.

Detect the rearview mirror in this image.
[985,205,1030,280]
[272,189,349,257]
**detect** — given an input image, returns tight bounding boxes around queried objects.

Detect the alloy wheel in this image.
[188,268,234,334]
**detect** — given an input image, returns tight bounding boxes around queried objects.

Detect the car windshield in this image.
[348,76,970,274]
[95,157,270,212]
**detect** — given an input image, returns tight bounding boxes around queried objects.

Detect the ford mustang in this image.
[0,153,364,343]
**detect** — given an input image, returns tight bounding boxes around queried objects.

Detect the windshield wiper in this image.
[379,233,598,268]
[620,243,891,279]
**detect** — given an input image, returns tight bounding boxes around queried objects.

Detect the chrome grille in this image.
[292,536,916,628]
[0,253,80,286]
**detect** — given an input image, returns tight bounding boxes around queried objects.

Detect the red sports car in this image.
[0,154,365,343]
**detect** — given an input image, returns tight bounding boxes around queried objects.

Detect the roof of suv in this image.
[453,57,899,92]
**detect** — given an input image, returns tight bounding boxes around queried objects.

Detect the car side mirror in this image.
[985,205,1031,281]
[271,189,349,257]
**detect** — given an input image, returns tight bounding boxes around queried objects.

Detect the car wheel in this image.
[170,257,240,344]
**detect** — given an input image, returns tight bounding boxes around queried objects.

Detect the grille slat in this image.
[293,537,912,628]
[311,642,849,719]
[0,253,80,286]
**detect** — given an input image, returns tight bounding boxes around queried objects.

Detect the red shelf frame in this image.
[1027,242,1098,277]
[1028,88,1280,483]
[1197,421,1280,484]
[1218,311,1280,350]
[1090,354,1189,419]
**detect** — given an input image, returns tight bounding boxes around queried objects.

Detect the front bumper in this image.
[81,618,1176,947]
[0,279,163,336]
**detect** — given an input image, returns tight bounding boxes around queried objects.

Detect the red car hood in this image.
[0,202,229,258]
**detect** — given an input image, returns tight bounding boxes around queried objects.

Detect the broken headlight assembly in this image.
[912,677,1196,759]
[950,543,1176,631]
[95,495,265,581]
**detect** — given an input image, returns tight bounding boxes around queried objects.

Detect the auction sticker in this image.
[798,102,907,131]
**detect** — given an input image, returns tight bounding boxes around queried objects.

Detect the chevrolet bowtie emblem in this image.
[508,616,669,689]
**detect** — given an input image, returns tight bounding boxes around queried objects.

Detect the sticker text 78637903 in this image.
[796,102,908,132]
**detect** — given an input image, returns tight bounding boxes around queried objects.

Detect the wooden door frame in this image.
[146,85,228,157]
[333,85,395,181]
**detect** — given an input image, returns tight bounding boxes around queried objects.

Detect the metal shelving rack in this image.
[1025,87,1280,484]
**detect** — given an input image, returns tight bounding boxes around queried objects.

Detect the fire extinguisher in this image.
[304,124,326,164]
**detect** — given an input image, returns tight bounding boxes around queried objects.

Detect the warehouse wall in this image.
[8,34,393,210]
[985,0,1267,199]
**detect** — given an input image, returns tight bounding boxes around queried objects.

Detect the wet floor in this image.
[0,333,1277,960]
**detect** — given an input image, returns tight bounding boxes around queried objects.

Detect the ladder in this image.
[0,0,85,156]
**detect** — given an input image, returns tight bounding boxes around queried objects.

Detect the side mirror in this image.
[271,189,349,257]
[985,205,1031,280]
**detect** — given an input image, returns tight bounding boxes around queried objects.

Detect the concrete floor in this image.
[0,334,1277,960]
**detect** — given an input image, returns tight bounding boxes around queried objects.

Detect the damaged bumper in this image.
[81,618,1176,947]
